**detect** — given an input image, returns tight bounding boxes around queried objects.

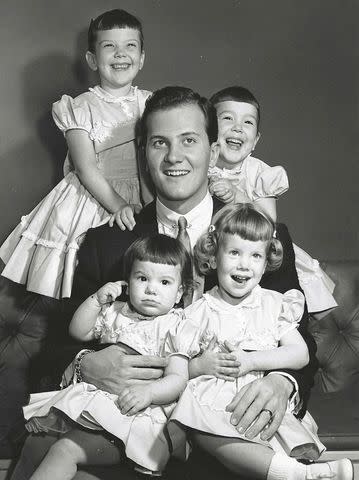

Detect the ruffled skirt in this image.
[294,244,337,313]
[169,375,325,461]
[0,171,140,298]
[23,383,174,472]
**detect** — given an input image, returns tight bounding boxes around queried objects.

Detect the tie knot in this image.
[178,216,188,232]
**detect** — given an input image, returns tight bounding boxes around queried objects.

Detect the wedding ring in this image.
[261,408,274,421]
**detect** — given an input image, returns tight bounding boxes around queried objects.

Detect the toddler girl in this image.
[0,9,152,299]
[169,204,352,480]
[208,86,337,314]
[22,234,195,478]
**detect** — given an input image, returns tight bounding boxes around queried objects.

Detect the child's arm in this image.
[117,355,188,415]
[69,281,124,342]
[66,130,138,225]
[225,328,309,377]
[254,197,277,222]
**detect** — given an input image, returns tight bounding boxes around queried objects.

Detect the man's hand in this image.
[109,204,142,231]
[117,384,153,415]
[81,345,167,395]
[225,374,293,441]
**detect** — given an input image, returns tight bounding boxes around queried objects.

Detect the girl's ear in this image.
[139,50,145,71]
[86,51,98,71]
[209,142,220,168]
[252,132,261,152]
[176,285,184,304]
[209,256,217,270]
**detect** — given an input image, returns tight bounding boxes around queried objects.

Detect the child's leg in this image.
[192,430,275,479]
[30,428,123,480]
[192,431,353,480]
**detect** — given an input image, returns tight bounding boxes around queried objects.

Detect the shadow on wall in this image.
[0,29,95,243]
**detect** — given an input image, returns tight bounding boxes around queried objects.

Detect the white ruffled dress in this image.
[169,286,326,461]
[23,302,198,472]
[208,156,337,313]
[0,86,151,298]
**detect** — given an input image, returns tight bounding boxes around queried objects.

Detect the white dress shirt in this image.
[156,192,214,248]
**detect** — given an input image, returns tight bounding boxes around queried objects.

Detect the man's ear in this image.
[86,51,98,71]
[252,132,261,152]
[176,285,184,304]
[209,142,220,168]
[209,256,217,270]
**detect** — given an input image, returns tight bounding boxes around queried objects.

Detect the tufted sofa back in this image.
[308,260,359,393]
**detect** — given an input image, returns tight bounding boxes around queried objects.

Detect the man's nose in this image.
[165,143,182,163]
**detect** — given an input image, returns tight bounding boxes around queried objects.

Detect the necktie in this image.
[177,216,191,253]
[177,217,194,306]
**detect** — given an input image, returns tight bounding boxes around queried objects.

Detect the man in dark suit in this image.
[11,86,317,480]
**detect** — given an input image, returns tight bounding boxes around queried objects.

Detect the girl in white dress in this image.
[0,9,152,299]
[207,86,337,314]
[169,204,352,480]
[23,234,197,478]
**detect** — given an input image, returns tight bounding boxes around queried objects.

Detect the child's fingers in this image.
[122,210,136,231]
[115,216,127,231]
[219,366,241,377]
[216,373,236,381]
[207,335,217,351]
[108,214,116,228]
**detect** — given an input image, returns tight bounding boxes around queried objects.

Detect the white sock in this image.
[267,452,307,480]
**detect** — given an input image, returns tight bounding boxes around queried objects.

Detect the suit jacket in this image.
[67,199,317,417]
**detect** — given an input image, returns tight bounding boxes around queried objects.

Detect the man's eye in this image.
[153,140,165,148]
[229,250,239,256]
[103,43,114,48]
[139,276,147,281]
[184,137,195,145]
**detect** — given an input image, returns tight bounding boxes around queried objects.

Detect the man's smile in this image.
[163,170,190,177]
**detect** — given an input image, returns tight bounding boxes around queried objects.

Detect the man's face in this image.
[145,104,218,213]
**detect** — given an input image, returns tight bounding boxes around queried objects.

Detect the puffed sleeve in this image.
[52,94,93,134]
[163,311,202,359]
[252,165,289,200]
[276,289,305,340]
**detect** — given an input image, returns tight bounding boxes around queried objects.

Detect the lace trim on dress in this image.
[19,216,80,252]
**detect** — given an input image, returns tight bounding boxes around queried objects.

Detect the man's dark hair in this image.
[88,9,144,53]
[139,86,218,148]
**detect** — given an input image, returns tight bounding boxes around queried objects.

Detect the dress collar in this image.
[89,85,138,104]
[204,284,262,311]
[156,191,213,231]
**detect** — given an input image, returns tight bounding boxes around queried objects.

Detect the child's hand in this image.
[224,341,254,376]
[95,281,126,305]
[117,384,152,415]
[209,179,235,204]
[198,336,240,380]
[109,204,142,231]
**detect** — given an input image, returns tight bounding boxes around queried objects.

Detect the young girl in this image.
[22,234,196,478]
[0,9,152,299]
[169,204,353,480]
[207,86,337,314]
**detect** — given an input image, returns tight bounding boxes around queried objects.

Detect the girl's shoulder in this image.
[52,90,97,133]
[259,288,305,320]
